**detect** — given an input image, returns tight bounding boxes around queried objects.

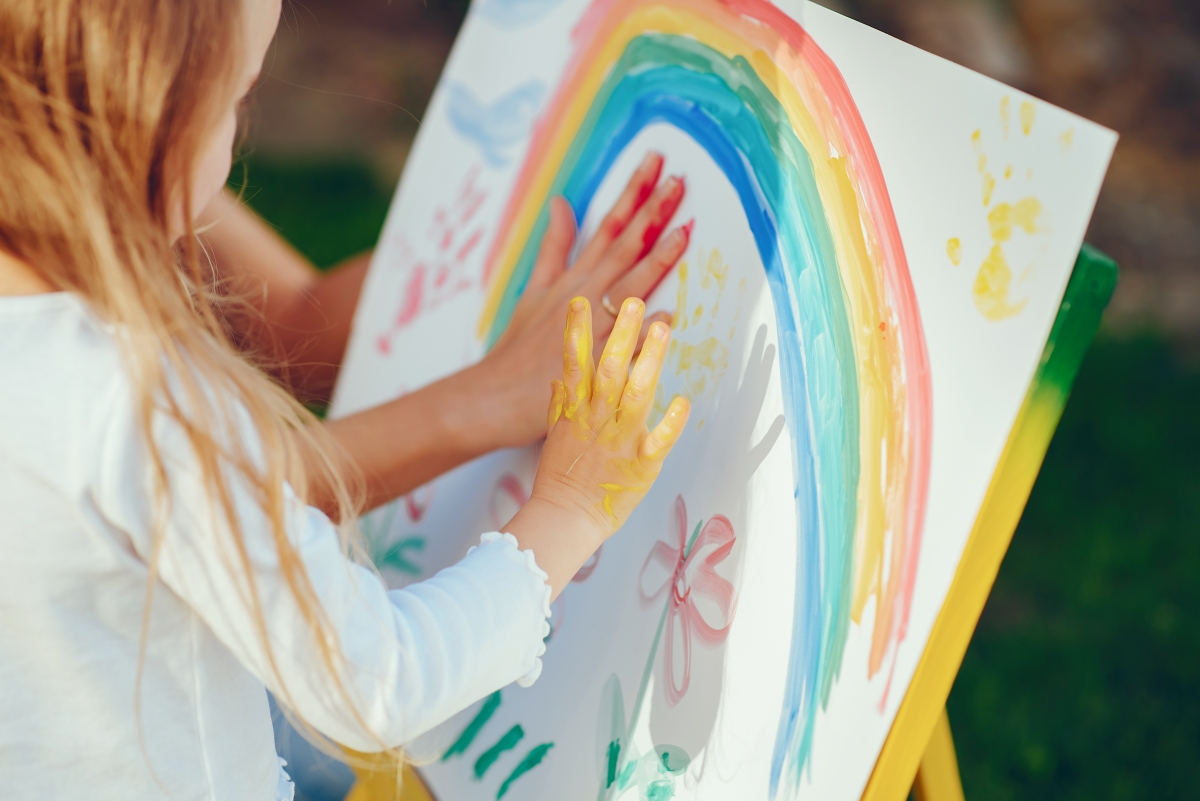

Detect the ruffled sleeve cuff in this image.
[467,532,552,688]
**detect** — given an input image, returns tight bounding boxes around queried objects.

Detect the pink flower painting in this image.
[638,495,737,706]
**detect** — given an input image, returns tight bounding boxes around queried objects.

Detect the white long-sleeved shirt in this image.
[0,292,551,800]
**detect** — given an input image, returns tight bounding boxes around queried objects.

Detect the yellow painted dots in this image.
[1000,96,1011,138]
[946,237,963,266]
[1020,100,1036,135]
[982,172,996,206]
[1060,128,1075,149]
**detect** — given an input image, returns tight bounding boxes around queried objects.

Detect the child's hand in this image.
[505,297,689,598]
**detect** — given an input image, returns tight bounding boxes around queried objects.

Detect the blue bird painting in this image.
[445,80,547,169]
[475,0,566,28]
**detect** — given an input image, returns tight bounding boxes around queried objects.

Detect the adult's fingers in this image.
[642,396,690,462]
[618,320,671,433]
[593,298,645,424]
[594,175,685,286]
[573,151,663,271]
[562,298,595,433]
[605,219,692,306]
[526,197,577,292]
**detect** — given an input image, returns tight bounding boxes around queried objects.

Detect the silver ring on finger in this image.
[601,293,621,317]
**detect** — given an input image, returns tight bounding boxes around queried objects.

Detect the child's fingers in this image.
[547,379,565,435]
[594,298,645,420]
[562,297,595,426]
[617,320,671,431]
[641,396,690,462]
[633,311,673,358]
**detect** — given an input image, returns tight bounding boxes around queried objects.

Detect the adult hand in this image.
[473,151,689,449]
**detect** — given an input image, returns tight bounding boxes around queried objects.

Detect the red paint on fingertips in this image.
[639,178,686,256]
[634,153,664,204]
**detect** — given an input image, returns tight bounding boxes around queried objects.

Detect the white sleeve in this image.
[96,390,551,751]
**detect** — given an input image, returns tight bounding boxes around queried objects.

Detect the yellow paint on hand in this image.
[999,96,1011,138]
[596,457,651,523]
[1020,100,1036,135]
[562,298,595,437]
[1060,128,1075,149]
[946,237,962,266]
[649,383,669,429]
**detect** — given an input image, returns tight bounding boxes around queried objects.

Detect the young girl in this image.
[0,1,690,798]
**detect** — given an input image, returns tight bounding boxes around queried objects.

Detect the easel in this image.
[346,246,1119,801]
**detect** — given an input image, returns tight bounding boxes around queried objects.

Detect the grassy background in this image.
[230,156,393,269]
[948,335,1200,800]
[237,159,1200,800]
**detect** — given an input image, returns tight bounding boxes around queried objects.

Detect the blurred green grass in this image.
[229,155,392,269]
[242,160,1200,800]
[949,335,1200,801]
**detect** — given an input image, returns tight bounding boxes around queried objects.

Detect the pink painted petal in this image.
[638,540,681,606]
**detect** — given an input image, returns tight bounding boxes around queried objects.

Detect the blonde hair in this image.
[0,0,392,770]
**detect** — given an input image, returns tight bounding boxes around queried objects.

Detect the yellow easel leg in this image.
[911,709,965,801]
[343,750,435,801]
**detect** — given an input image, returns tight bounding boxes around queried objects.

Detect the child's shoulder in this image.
[0,292,135,459]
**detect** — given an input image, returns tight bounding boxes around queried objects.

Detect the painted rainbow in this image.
[475,0,934,792]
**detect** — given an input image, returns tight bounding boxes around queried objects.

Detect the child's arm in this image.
[97,294,686,749]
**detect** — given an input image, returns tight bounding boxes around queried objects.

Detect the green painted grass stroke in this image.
[474,725,525,779]
[442,691,501,761]
[497,742,555,799]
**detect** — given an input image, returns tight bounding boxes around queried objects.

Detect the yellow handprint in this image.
[954,97,1048,321]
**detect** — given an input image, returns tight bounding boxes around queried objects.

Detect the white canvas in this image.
[328,2,1116,799]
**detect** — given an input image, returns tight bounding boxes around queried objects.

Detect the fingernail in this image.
[668,222,693,248]
[569,296,588,313]
[665,175,683,195]
[650,321,669,339]
[623,298,643,315]
[641,151,660,171]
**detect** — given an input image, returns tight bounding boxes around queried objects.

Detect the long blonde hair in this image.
[0,0,383,759]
